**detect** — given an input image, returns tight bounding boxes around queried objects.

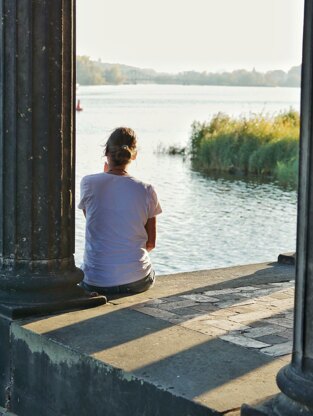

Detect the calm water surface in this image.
[76,85,299,275]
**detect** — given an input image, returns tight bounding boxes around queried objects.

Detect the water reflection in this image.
[146,155,297,274]
[75,85,298,275]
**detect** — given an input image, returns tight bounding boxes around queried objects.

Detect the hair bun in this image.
[104,127,137,166]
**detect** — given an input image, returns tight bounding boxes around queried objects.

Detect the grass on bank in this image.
[155,144,186,156]
[189,110,300,187]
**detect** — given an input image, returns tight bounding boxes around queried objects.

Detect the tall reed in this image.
[190,110,300,187]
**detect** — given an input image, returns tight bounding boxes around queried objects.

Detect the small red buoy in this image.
[76,99,83,112]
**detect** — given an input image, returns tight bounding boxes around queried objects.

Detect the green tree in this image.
[76,56,106,85]
[264,70,287,86]
[285,66,301,87]
[104,65,125,84]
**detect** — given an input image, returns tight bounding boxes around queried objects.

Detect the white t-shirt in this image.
[78,172,162,287]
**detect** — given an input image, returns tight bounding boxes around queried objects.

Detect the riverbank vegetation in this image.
[189,110,300,187]
[76,56,125,85]
[76,56,301,88]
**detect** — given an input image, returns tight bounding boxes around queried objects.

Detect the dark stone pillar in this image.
[241,1,313,414]
[0,0,106,318]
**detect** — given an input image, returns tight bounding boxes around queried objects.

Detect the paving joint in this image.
[132,280,295,357]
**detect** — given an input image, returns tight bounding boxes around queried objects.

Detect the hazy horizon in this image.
[77,0,304,74]
[77,57,301,75]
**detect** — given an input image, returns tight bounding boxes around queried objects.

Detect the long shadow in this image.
[127,308,293,401]
[26,263,295,404]
[37,306,294,406]
[152,262,295,297]
[38,262,294,352]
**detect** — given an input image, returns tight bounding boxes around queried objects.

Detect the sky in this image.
[77,0,304,73]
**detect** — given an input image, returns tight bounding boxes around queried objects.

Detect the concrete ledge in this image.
[0,261,295,416]
[277,252,296,266]
[0,407,17,416]
[10,324,217,416]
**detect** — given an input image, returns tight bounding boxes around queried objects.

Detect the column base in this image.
[0,265,107,318]
[0,283,107,319]
[242,393,313,416]
[242,359,313,415]
[0,293,107,319]
[241,399,275,416]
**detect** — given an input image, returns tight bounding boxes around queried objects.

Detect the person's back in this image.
[79,127,162,295]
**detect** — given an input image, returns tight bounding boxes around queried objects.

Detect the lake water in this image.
[75,84,300,275]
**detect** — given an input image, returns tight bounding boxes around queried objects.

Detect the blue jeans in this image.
[80,270,155,295]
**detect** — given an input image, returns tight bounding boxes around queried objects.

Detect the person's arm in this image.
[78,176,88,215]
[145,217,156,252]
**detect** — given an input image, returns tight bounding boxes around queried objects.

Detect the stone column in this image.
[0,0,106,318]
[242,1,313,414]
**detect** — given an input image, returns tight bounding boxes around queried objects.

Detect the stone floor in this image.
[132,280,294,358]
[15,261,296,415]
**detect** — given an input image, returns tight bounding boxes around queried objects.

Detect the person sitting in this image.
[78,127,162,295]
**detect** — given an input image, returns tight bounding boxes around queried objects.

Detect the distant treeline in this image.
[76,56,301,88]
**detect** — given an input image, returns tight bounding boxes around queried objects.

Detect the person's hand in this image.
[104,161,109,172]
[146,242,155,252]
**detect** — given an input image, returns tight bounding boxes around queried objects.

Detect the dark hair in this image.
[104,127,137,166]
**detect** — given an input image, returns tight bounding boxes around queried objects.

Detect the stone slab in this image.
[242,325,285,339]
[157,299,199,310]
[220,335,270,349]
[256,334,291,345]
[261,342,293,357]
[10,261,294,415]
[10,323,215,416]
[14,314,287,415]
